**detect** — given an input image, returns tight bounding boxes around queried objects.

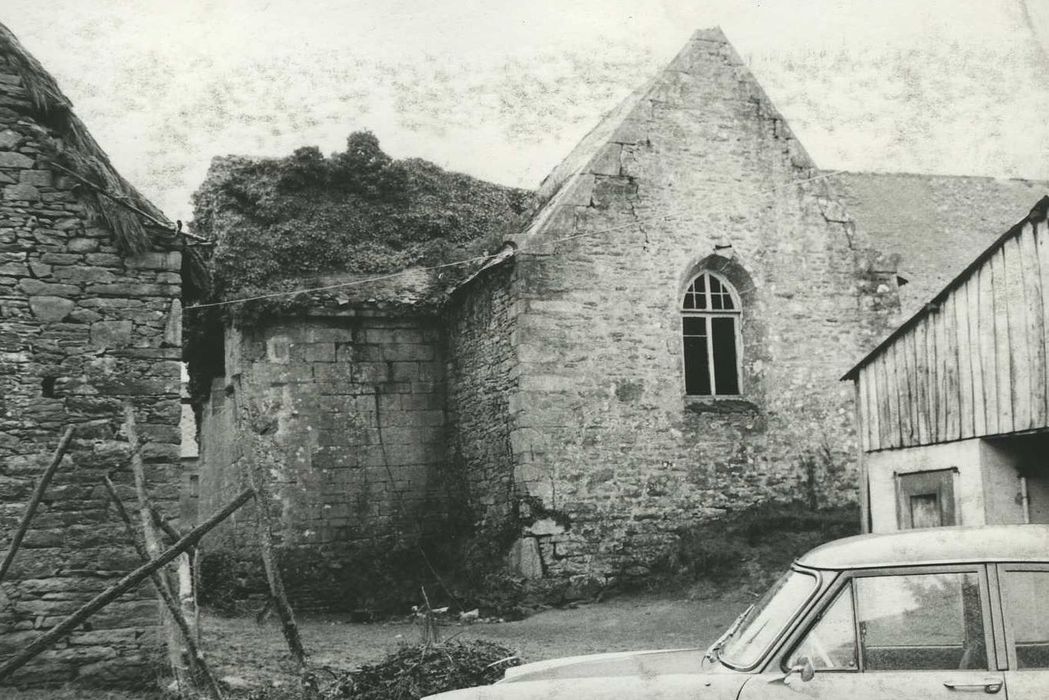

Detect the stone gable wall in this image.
[197,315,448,609]
[0,54,182,687]
[492,32,898,585]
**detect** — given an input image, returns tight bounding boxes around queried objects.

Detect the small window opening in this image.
[41,376,56,398]
[682,272,742,396]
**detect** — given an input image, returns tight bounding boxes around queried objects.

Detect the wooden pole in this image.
[234,381,307,669]
[246,466,307,669]
[0,419,107,584]
[122,402,188,688]
[0,488,255,682]
[103,477,224,700]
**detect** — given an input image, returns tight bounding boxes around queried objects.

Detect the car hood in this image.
[500,648,708,683]
[423,648,748,699]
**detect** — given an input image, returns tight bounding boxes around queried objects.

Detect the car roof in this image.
[797,524,1049,570]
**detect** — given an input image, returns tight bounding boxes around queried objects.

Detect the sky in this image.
[4,0,1049,221]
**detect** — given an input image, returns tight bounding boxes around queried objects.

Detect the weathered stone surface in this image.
[0,151,32,168]
[28,296,74,322]
[89,320,133,347]
[67,237,99,253]
[125,251,181,271]
[19,169,52,187]
[4,182,39,200]
[0,129,20,150]
[507,537,544,579]
[18,278,79,297]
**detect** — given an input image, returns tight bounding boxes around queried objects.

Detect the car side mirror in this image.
[770,656,815,687]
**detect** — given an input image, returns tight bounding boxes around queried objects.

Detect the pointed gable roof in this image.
[512,27,821,249]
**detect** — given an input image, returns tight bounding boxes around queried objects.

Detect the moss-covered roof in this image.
[191,132,533,317]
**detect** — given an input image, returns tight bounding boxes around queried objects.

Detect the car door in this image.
[739,566,1006,700]
[996,563,1049,699]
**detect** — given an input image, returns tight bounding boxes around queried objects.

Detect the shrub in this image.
[654,500,860,594]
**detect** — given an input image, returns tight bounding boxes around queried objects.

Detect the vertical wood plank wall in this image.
[858,218,1049,451]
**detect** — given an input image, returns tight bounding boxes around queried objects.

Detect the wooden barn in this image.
[845,195,1049,532]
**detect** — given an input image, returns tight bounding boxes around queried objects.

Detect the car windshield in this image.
[718,569,818,668]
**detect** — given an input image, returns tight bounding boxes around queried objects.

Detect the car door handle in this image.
[942,677,1003,693]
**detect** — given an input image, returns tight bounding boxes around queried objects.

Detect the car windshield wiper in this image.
[702,603,754,664]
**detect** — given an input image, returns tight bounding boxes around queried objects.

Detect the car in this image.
[425,524,1049,699]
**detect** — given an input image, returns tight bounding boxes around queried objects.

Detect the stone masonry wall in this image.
[444,262,519,529]
[0,54,182,687]
[494,30,898,586]
[198,314,447,609]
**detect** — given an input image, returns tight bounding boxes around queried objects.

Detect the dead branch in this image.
[246,466,308,669]
[103,476,224,700]
[0,488,255,682]
[150,504,186,544]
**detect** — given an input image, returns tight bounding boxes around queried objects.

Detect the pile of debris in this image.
[323,640,519,700]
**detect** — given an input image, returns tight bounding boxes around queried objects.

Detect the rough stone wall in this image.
[197,314,447,607]
[444,262,519,528]
[492,30,898,585]
[0,56,182,686]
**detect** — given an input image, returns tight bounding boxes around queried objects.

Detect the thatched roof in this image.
[0,21,173,255]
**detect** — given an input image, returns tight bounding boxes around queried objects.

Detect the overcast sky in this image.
[5,0,1049,221]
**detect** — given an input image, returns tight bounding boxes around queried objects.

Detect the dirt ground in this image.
[7,591,748,698]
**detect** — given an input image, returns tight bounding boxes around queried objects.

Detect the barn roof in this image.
[831,171,1049,317]
[842,193,1049,381]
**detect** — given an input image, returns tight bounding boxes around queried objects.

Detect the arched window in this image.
[682,271,741,396]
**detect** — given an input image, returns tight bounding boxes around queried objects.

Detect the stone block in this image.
[19,169,52,187]
[4,182,40,200]
[66,237,99,253]
[52,266,115,284]
[0,151,33,168]
[18,278,79,297]
[90,320,133,347]
[507,537,544,579]
[0,129,21,150]
[304,343,335,362]
[28,295,74,322]
[125,250,181,270]
[383,343,434,362]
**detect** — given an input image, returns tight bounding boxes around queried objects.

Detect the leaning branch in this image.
[0,488,255,682]
[0,419,108,584]
[103,477,225,700]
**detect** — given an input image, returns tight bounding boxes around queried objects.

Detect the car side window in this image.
[854,572,987,671]
[786,584,858,671]
[1000,570,1049,669]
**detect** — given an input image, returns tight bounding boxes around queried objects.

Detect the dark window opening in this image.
[41,376,56,398]
[682,272,742,396]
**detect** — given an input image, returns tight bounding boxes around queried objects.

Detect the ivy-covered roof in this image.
[191,132,533,318]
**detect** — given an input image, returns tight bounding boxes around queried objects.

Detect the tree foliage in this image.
[192,131,533,307]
